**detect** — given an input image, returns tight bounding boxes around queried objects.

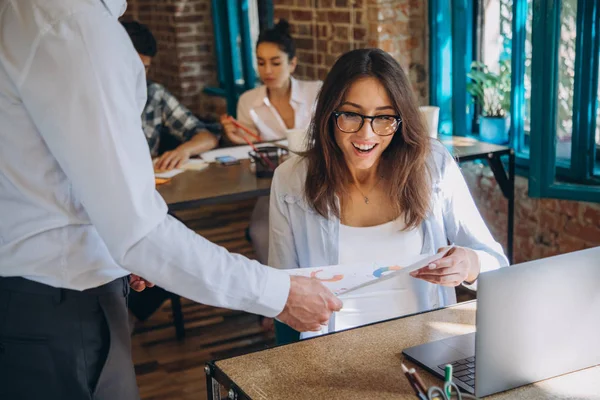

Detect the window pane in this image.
[523,1,533,141]
[597,56,600,147]
[482,0,510,70]
[596,57,600,175]
[476,0,513,140]
[555,0,578,165]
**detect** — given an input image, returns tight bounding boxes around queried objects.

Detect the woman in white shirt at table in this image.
[220,20,322,265]
[269,48,508,340]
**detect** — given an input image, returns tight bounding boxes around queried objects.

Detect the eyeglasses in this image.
[332,111,402,136]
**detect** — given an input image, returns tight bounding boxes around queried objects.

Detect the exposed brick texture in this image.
[274,0,429,104]
[123,0,429,113]
[122,0,226,118]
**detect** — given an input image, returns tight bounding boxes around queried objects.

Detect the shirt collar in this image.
[290,76,304,104]
[260,76,304,107]
[101,0,127,17]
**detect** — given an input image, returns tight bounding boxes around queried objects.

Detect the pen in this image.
[402,363,427,399]
[444,364,453,398]
[228,116,262,142]
[408,367,428,395]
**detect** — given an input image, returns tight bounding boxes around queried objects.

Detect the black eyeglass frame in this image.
[331,111,402,136]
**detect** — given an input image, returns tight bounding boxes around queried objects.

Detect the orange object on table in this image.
[155,177,171,186]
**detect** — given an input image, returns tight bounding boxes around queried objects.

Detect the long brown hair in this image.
[304,48,431,228]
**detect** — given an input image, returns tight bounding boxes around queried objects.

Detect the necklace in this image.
[353,176,382,204]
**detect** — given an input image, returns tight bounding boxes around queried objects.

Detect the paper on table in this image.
[283,247,454,298]
[154,169,184,179]
[153,159,208,178]
[181,159,209,171]
[201,140,288,163]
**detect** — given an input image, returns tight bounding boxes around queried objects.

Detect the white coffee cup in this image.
[286,128,309,154]
[419,106,440,138]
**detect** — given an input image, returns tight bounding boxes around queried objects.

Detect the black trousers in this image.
[0,276,139,400]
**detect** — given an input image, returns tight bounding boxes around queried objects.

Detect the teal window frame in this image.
[429,0,455,135]
[205,0,264,117]
[528,0,600,202]
[430,0,600,203]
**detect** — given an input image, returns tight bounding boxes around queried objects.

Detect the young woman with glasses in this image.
[268,49,508,340]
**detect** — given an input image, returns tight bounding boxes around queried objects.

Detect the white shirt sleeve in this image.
[16,7,289,317]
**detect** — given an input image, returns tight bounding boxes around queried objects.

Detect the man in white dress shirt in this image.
[0,1,341,399]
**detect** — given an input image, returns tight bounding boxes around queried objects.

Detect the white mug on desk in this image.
[286,128,309,154]
[419,106,440,139]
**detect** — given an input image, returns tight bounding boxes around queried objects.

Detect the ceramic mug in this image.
[419,106,440,139]
[286,128,309,154]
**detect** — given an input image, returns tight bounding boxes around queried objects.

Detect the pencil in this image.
[408,367,428,395]
[228,116,262,142]
[402,363,426,398]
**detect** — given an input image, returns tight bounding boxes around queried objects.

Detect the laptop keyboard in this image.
[438,356,476,389]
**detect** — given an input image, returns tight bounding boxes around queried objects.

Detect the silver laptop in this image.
[402,247,600,397]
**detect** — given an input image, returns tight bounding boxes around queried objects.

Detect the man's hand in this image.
[129,274,155,292]
[276,276,343,332]
[154,147,191,171]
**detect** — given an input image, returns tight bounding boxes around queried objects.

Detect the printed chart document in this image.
[283,247,454,298]
[283,248,454,338]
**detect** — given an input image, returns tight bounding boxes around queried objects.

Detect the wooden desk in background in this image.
[205,301,600,400]
[158,136,515,261]
[158,159,271,211]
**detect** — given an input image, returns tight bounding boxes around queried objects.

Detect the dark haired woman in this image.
[221,19,322,268]
[269,49,508,339]
[221,19,321,144]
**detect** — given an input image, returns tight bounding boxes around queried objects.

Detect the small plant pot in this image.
[480,116,510,144]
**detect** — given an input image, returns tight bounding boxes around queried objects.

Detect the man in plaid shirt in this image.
[122,21,221,170]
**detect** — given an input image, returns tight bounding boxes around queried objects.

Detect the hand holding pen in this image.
[220,115,261,145]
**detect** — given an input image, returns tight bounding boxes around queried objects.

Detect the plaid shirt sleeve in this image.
[158,86,219,142]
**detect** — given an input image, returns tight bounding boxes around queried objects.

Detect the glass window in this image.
[523,1,533,141]
[555,0,578,165]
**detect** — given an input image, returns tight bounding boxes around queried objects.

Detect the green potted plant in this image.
[466,60,511,144]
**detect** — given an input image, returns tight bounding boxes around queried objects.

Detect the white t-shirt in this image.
[236,77,322,141]
[335,219,433,332]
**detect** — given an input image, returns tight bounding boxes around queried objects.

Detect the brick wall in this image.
[462,163,600,264]
[122,0,226,117]
[274,0,429,104]
[123,0,429,114]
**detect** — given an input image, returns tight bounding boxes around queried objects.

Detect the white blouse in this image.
[236,77,322,141]
[335,219,430,333]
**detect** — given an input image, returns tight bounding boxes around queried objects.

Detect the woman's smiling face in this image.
[333,77,399,172]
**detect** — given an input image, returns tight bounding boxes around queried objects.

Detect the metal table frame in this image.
[453,148,515,264]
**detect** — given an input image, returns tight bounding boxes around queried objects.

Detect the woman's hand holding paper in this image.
[409,246,481,287]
